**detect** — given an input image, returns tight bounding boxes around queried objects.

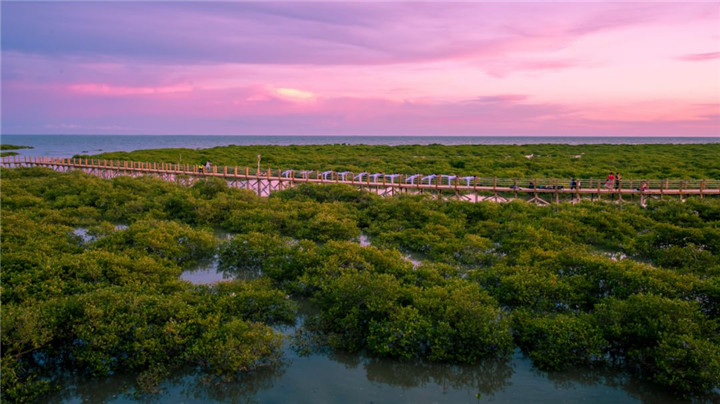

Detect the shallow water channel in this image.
[52,232,691,403]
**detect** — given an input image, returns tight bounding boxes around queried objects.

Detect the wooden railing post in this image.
[473,177,478,202]
[660,179,665,200]
[680,180,684,200]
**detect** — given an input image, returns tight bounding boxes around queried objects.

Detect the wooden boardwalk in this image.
[2,155,719,206]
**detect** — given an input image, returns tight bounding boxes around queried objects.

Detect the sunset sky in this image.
[2,1,719,136]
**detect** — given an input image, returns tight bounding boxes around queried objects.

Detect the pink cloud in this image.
[6,75,716,137]
[469,95,529,104]
[68,83,196,96]
[676,52,720,62]
[479,59,583,78]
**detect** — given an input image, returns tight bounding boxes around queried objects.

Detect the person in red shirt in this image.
[606,172,614,188]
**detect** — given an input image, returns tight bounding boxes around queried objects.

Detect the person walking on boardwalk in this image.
[606,172,614,189]
[614,172,622,190]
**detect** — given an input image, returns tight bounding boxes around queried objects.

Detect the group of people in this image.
[573,173,647,192]
[605,172,622,189]
[198,160,212,173]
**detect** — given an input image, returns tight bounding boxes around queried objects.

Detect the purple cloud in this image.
[2,2,700,66]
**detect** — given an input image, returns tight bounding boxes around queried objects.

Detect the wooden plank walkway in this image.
[2,155,719,206]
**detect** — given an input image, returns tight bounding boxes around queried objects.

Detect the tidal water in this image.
[46,321,687,404]
[49,234,691,404]
[179,255,230,285]
[46,348,687,404]
[2,134,719,158]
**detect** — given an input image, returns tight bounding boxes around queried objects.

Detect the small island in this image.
[1,144,34,157]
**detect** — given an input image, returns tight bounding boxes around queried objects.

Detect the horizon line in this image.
[4,134,720,138]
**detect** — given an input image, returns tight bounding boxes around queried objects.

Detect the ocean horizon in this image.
[2,134,719,158]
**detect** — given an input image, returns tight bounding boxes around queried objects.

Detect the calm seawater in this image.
[45,344,684,404]
[3,134,719,158]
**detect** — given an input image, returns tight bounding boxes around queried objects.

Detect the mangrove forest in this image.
[1,144,719,402]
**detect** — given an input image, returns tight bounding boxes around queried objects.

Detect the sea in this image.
[2,134,719,158]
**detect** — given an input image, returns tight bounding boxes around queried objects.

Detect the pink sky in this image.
[1,2,719,136]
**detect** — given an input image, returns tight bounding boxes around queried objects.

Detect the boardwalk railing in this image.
[2,155,719,205]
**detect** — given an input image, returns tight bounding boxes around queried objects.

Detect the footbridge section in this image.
[3,155,718,206]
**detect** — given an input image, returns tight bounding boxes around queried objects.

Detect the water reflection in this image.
[43,372,136,403]
[179,255,231,284]
[72,224,128,245]
[358,233,371,247]
[44,361,288,404]
[540,366,687,404]
[72,227,96,243]
[44,302,702,403]
[169,362,288,404]
[216,257,263,282]
[180,255,264,285]
[363,356,513,396]
[44,342,699,404]
[180,229,263,285]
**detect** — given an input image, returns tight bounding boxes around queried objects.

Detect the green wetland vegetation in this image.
[88,143,720,179]
[1,144,34,151]
[1,144,33,157]
[1,149,720,401]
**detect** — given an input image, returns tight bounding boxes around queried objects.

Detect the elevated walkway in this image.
[3,155,718,205]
